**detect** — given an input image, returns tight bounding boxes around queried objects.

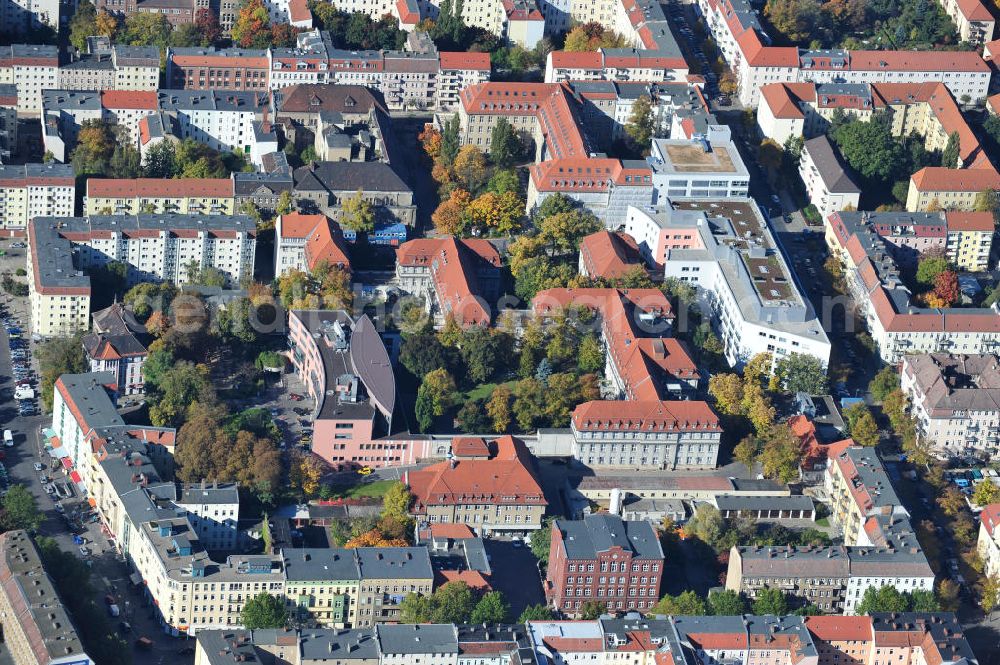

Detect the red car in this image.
[289,394,303,401]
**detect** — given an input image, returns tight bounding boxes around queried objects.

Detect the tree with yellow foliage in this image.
[452,144,488,192]
[290,453,326,498]
[465,191,524,236]
[344,528,409,548]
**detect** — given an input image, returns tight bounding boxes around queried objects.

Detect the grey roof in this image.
[355,547,432,580]
[870,613,976,665]
[715,495,815,512]
[282,548,361,581]
[113,45,160,65]
[232,171,293,197]
[736,545,852,578]
[169,46,268,58]
[290,311,395,423]
[462,538,490,574]
[376,624,458,655]
[6,43,57,59]
[62,54,114,71]
[42,89,101,110]
[803,136,861,194]
[55,372,122,428]
[178,483,240,505]
[837,446,900,508]
[157,89,269,113]
[30,214,255,292]
[903,353,1000,415]
[195,630,257,665]
[293,161,410,194]
[301,628,380,661]
[0,163,73,181]
[555,514,664,560]
[0,531,90,663]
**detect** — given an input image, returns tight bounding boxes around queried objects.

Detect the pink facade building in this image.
[287,310,407,468]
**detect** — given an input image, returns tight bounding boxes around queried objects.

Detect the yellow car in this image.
[358,466,373,476]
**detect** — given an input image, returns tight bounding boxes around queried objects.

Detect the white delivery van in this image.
[3,430,12,447]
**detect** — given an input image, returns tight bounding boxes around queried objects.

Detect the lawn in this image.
[464,380,516,403]
[815,517,830,527]
[335,480,397,499]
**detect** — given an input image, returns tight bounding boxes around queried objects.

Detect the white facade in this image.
[798,139,860,221]
[842,573,934,613]
[648,130,750,202]
[175,487,240,551]
[635,202,831,370]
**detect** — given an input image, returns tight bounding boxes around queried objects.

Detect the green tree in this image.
[577,334,604,374]
[459,326,506,383]
[686,504,724,550]
[470,591,510,623]
[759,425,803,482]
[400,592,434,622]
[400,328,452,378]
[490,118,520,168]
[38,334,87,413]
[775,353,827,394]
[418,368,457,417]
[441,114,461,165]
[869,366,900,402]
[579,601,607,619]
[916,256,949,285]
[844,403,879,447]
[147,360,212,427]
[487,168,521,195]
[625,95,656,150]
[733,435,759,472]
[982,575,1000,613]
[240,592,288,628]
[430,581,476,623]
[909,589,941,612]
[708,589,748,615]
[941,131,960,169]
[1,485,42,532]
[340,190,375,233]
[652,590,707,615]
[831,113,904,185]
[276,190,294,216]
[530,517,554,562]
[69,1,98,51]
[519,604,555,622]
[856,586,910,614]
[752,587,789,615]
[382,482,413,521]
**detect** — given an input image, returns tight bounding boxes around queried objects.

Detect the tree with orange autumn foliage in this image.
[419,126,442,161]
[344,528,409,548]
[432,189,471,235]
[933,270,959,306]
[465,191,523,235]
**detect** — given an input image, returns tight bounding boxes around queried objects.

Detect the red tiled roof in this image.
[759,83,813,119]
[100,90,158,110]
[395,237,500,328]
[439,52,491,71]
[549,51,604,70]
[408,436,546,511]
[303,217,351,272]
[946,210,995,231]
[571,399,720,432]
[911,165,1000,192]
[428,523,476,539]
[436,569,491,590]
[451,437,491,458]
[279,213,325,239]
[579,230,644,279]
[288,0,311,22]
[954,0,993,21]
[981,503,1000,538]
[87,178,233,198]
[849,50,989,72]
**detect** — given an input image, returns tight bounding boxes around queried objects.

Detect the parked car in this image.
[289,393,303,401]
[32,462,42,472]
[136,637,154,651]
[78,546,89,556]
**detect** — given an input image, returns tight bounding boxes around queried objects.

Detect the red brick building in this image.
[545,514,664,615]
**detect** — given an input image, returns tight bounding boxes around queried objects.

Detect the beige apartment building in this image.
[0,163,75,228]
[0,530,93,665]
[283,548,362,627]
[825,447,905,545]
[84,178,237,216]
[355,548,433,626]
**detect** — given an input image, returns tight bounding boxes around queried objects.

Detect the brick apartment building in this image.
[545,514,664,615]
